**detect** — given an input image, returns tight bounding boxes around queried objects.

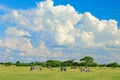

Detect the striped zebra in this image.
[30,66,42,71]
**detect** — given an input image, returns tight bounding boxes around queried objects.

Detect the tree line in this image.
[0,56,120,67]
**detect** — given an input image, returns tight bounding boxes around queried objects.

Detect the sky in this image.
[0,0,120,63]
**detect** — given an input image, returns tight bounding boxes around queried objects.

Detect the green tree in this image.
[79,62,86,66]
[62,60,74,67]
[36,62,46,66]
[99,64,107,67]
[90,62,99,67]
[80,56,95,66]
[73,62,79,66]
[29,62,35,66]
[46,60,61,67]
[107,62,119,67]
[15,61,21,66]
[80,56,94,62]
[4,62,12,66]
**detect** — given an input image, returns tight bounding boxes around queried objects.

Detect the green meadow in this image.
[0,66,120,80]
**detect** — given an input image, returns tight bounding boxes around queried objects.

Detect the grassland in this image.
[0,66,120,80]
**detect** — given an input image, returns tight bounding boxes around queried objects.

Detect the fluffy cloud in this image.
[0,0,120,63]
[0,40,4,47]
[5,27,31,37]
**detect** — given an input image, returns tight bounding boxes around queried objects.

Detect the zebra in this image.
[30,66,42,71]
[60,67,67,71]
[80,67,90,72]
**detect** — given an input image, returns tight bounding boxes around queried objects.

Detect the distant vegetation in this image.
[0,56,120,67]
[0,56,120,80]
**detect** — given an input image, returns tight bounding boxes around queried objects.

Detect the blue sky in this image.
[0,0,120,63]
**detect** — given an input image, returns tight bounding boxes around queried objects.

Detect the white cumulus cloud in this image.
[0,0,120,63]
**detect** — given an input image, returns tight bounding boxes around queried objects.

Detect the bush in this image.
[107,62,119,67]
[4,62,12,66]
[46,60,62,67]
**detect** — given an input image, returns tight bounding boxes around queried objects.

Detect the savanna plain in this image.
[0,66,120,80]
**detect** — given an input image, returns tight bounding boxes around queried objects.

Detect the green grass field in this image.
[0,66,120,80]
